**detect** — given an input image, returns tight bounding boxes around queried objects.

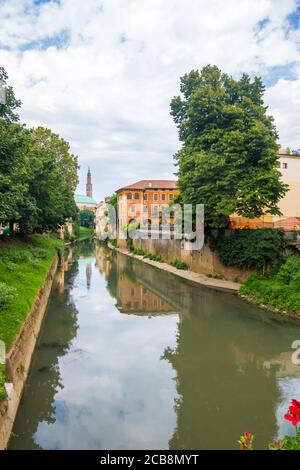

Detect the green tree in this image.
[0,67,22,123]
[170,65,288,228]
[0,122,29,232]
[18,128,78,234]
[79,209,95,228]
[0,68,28,233]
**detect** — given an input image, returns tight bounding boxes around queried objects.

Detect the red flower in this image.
[284,399,300,426]
[238,431,254,450]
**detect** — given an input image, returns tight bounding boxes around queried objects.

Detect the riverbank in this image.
[240,254,300,320]
[0,234,63,350]
[108,243,240,293]
[0,234,61,449]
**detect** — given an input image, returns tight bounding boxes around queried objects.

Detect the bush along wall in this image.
[240,254,300,316]
[209,229,285,271]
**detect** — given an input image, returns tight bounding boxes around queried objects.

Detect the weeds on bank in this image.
[240,254,300,315]
[170,258,189,270]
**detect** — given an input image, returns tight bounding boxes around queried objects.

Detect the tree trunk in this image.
[9,221,14,237]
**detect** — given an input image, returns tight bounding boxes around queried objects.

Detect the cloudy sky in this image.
[1,0,300,201]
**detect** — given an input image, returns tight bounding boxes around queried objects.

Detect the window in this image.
[130,205,136,214]
[127,192,132,199]
[169,194,174,200]
[153,205,159,216]
[134,192,139,200]
[143,205,148,212]
[131,288,135,296]
[276,162,281,168]
[143,193,147,200]
[161,193,166,201]
[282,162,288,169]
[154,193,158,201]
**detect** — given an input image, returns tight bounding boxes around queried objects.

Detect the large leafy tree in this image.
[18,127,79,233]
[0,68,28,231]
[0,122,29,229]
[0,66,79,234]
[0,67,21,123]
[170,65,288,228]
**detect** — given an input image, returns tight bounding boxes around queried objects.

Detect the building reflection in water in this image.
[103,248,300,449]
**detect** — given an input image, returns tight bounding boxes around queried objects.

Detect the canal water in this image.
[9,242,300,450]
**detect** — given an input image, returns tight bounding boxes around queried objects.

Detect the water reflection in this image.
[9,242,300,450]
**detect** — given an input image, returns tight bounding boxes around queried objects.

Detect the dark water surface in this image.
[9,242,300,450]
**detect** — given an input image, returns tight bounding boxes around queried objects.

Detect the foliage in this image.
[170,258,189,270]
[240,254,300,314]
[0,67,79,234]
[0,234,63,349]
[18,127,78,234]
[132,247,146,256]
[239,399,300,450]
[0,363,7,401]
[143,252,164,262]
[110,238,118,248]
[79,209,95,228]
[238,432,254,451]
[170,65,288,228]
[211,229,285,270]
[107,193,117,210]
[0,282,18,310]
[0,66,21,123]
[78,226,94,241]
[0,121,29,226]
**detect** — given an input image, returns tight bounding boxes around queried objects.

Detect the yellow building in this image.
[116,179,179,227]
[230,150,300,230]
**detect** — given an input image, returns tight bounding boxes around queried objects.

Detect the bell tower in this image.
[86,167,93,198]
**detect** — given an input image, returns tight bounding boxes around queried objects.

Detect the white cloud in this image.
[1,0,300,200]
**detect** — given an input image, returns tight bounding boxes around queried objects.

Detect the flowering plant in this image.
[238,431,254,450]
[239,399,300,451]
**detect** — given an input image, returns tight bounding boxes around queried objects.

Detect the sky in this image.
[1,0,300,202]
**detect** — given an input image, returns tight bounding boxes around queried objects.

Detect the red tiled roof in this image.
[117,180,177,191]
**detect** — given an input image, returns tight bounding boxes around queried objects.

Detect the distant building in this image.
[95,199,115,240]
[116,179,179,227]
[75,168,97,211]
[230,150,300,230]
[276,150,300,219]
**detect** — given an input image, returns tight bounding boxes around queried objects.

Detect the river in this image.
[9,241,300,450]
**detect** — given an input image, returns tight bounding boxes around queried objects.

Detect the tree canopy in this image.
[0,67,79,234]
[170,65,288,228]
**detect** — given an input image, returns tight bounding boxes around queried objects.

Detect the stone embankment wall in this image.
[118,237,250,282]
[0,257,58,450]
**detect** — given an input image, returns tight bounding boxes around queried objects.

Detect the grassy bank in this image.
[240,254,300,316]
[0,234,63,350]
[78,226,94,241]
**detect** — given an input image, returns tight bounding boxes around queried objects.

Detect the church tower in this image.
[86,167,93,198]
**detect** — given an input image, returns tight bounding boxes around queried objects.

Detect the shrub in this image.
[0,282,18,310]
[132,247,146,256]
[211,229,285,270]
[170,258,189,270]
[110,239,118,248]
[240,254,300,314]
[143,252,164,262]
